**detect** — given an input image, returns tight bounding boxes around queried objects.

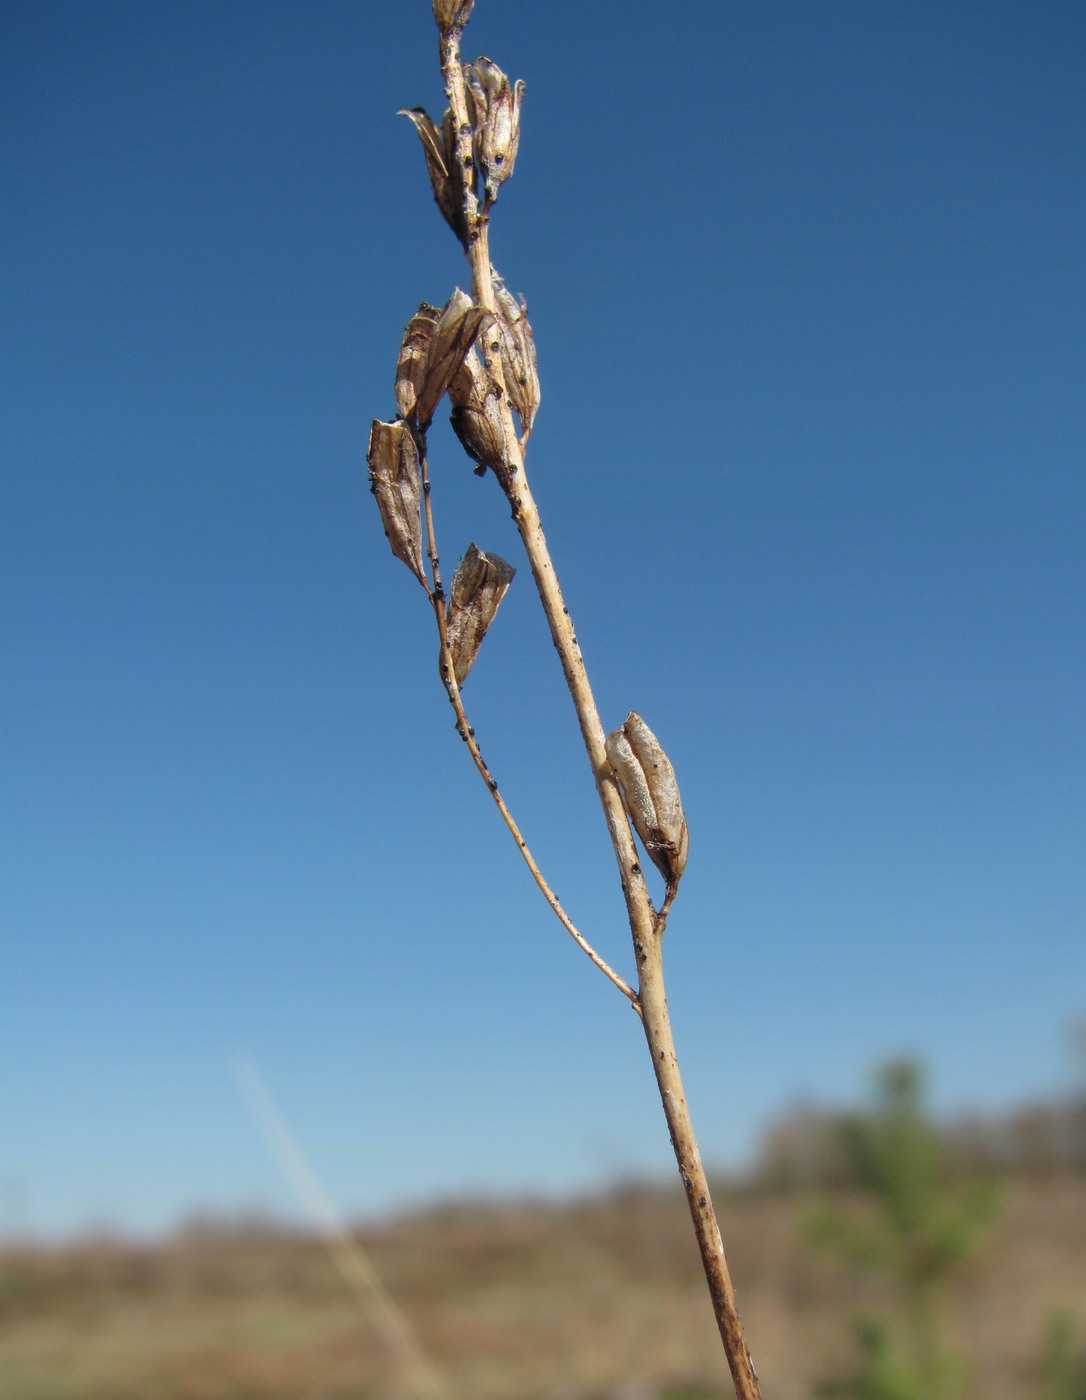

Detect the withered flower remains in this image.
[366,419,426,587]
[605,712,689,891]
[414,289,487,430]
[463,58,524,204]
[399,106,467,244]
[449,346,507,477]
[394,302,440,423]
[492,277,540,437]
[432,0,474,32]
[446,543,516,684]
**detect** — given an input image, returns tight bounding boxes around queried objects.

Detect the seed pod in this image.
[432,0,473,32]
[445,543,516,684]
[398,106,467,243]
[463,58,524,204]
[394,302,440,423]
[415,289,488,430]
[366,419,426,587]
[493,277,540,436]
[448,346,508,477]
[605,712,689,890]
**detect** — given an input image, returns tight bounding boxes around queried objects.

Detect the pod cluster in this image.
[400,53,523,245]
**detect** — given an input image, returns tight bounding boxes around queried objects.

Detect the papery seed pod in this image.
[394,302,440,423]
[448,346,508,477]
[493,277,541,436]
[432,0,473,32]
[445,543,516,684]
[463,58,524,204]
[450,400,507,478]
[366,419,426,587]
[605,712,689,890]
[398,106,467,243]
[415,289,488,430]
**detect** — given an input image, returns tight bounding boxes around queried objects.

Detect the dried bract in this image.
[445,543,516,684]
[394,303,440,423]
[366,419,427,587]
[399,106,467,243]
[493,278,540,436]
[432,0,474,32]
[416,289,488,430]
[464,58,524,204]
[605,712,689,891]
[449,345,508,477]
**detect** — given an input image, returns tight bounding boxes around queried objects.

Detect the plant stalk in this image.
[438,28,762,1398]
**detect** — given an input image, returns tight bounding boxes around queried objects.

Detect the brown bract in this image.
[492,276,540,437]
[463,58,524,204]
[394,303,441,423]
[432,0,474,32]
[366,419,426,588]
[415,289,488,431]
[398,106,468,245]
[449,346,508,479]
[605,712,689,892]
[446,543,516,684]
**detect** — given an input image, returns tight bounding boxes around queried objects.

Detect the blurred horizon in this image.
[3,1037,1083,1248]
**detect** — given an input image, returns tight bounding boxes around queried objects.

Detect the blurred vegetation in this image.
[799,1060,998,1399]
[1036,1311,1086,1400]
[1,1061,1084,1400]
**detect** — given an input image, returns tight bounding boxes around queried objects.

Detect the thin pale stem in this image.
[419,440,640,1009]
[439,31,763,1400]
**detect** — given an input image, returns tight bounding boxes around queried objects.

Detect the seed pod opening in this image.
[605,711,689,891]
[445,543,516,684]
[366,419,426,588]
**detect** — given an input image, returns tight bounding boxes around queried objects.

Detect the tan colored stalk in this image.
[435,24,763,1400]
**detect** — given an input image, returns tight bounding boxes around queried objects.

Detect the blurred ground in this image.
[0,1173,1082,1400]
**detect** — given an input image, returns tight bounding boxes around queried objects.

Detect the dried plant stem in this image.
[418,441,640,1008]
[436,29,763,1400]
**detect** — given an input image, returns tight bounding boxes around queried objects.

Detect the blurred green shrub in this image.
[1036,1311,1086,1400]
[803,1059,999,1400]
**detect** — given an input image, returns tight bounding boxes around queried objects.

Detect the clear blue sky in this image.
[2,0,1083,1240]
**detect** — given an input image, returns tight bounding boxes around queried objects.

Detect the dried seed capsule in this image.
[394,302,440,423]
[398,106,467,243]
[445,543,516,684]
[605,712,689,890]
[450,399,507,478]
[432,0,473,32]
[463,58,524,204]
[448,344,508,477]
[493,277,540,436]
[366,419,426,587]
[415,289,487,430]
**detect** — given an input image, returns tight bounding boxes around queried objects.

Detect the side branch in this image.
[419,443,640,1010]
